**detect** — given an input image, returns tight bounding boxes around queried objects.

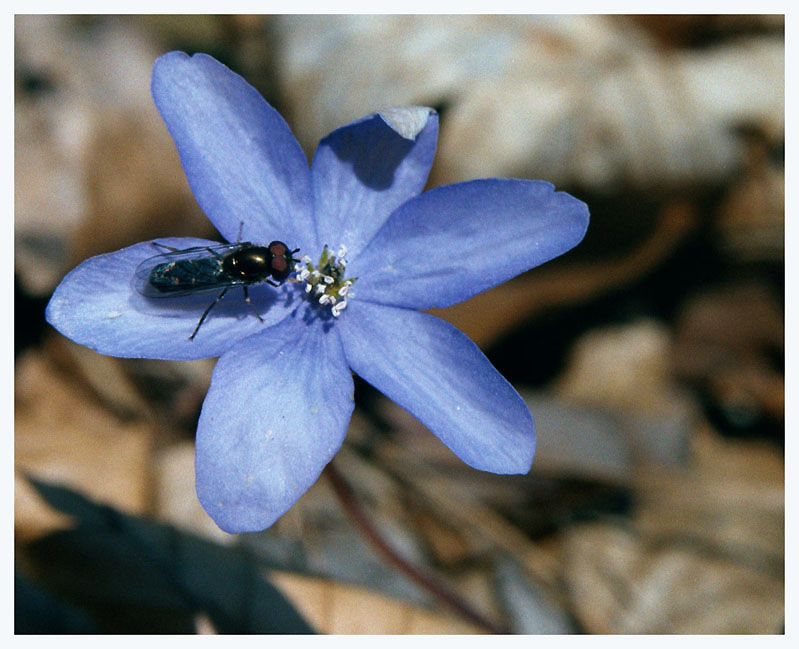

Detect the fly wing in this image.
[133,243,246,298]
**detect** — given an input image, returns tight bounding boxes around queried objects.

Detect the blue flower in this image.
[45,52,589,533]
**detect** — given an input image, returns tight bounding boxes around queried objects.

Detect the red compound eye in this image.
[268,241,288,257]
[267,240,295,280]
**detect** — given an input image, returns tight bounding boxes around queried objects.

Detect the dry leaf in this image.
[275,15,783,190]
[15,350,153,538]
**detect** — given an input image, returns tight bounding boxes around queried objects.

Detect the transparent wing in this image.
[133,242,248,298]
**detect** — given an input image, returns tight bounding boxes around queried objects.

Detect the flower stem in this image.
[323,460,509,634]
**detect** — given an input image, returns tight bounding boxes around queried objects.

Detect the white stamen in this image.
[299,243,355,317]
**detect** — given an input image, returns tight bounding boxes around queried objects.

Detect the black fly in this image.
[134,240,300,340]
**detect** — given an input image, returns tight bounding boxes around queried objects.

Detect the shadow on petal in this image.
[326,119,417,191]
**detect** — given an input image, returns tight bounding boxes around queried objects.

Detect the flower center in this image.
[295,244,356,317]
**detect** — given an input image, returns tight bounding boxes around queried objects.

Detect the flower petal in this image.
[350,179,589,308]
[45,238,296,360]
[311,107,438,258]
[151,52,314,249]
[195,317,354,533]
[339,301,535,474]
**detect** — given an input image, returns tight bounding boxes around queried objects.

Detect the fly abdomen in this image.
[140,256,226,297]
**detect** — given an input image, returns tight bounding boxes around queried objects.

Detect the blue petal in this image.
[195,317,354,533]
[311,107,438,258]
[151,52,314,251]
[45,238,296,360]
[339,301,535,474]
[349,179,589,308]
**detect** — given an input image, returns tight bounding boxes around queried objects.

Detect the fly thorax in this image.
[225,246,271,281]
[295,244,356,317]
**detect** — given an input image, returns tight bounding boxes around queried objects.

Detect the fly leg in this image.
[242,285,264,323]
[189,287,230,341]
[151,242,228,257]
[151,241,182,253]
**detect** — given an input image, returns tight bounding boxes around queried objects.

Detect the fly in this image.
[134,240,300,340]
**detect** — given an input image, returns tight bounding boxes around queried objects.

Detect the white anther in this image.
[320,293,338,306]
[299,244,355,316]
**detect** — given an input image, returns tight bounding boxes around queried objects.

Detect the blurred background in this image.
[14,14,784,634]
